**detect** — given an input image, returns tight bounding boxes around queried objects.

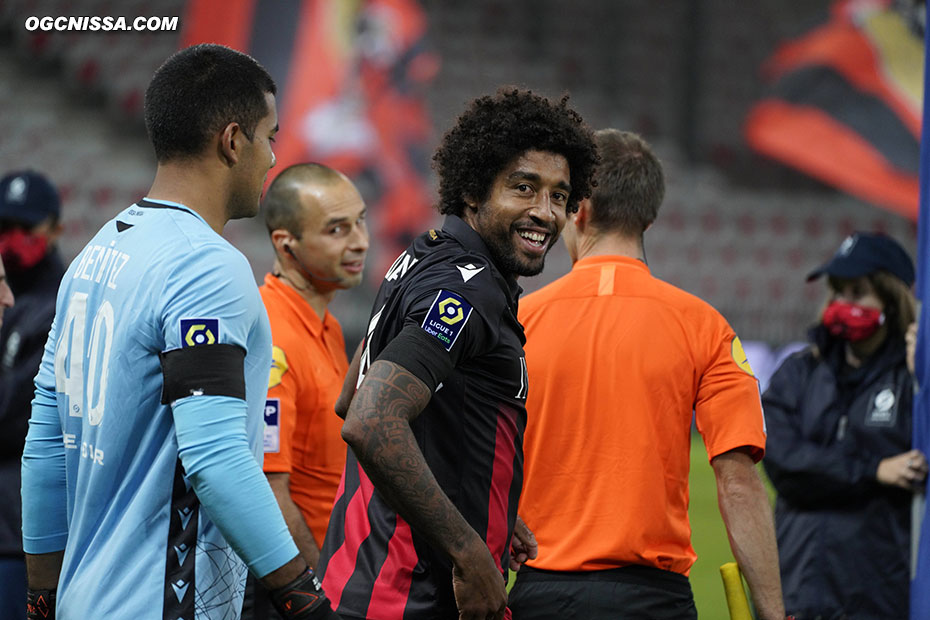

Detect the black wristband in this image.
[269,568,340,619]
[26,589,55,620]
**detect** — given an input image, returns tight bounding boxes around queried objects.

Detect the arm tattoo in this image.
[345,359,476,558]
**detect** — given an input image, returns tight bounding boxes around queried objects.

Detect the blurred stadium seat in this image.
[0,0,917,346]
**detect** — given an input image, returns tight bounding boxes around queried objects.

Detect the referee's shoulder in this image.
[518,273,571,323]
[650,275,722,317]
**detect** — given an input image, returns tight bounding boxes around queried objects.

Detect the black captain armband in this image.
[27,588,55,620]
[378,324,455,393]
[159,343,246,404]
[269,568,341,619]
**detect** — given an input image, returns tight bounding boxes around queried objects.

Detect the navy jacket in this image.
[763,326,912,620]
[0,252,64,556]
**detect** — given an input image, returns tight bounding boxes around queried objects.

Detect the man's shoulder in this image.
[520,271,574,314]
[648,276,720,313]
[519,267,602,322]
[268,308,328,352]
[162,235,252,288]
[523,267,731,337]
[390,242,507,310]
[258,278,284,308]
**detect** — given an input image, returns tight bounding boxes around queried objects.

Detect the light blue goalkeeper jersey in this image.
[22,199,297,619]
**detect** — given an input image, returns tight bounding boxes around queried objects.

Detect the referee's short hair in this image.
[144,44,276,163]
[590,129,665,237]
[262,163,345,238]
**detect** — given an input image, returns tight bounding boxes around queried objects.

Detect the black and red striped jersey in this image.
[318,215,528,619]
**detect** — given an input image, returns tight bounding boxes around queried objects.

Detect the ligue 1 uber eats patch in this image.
[421,290,473,351]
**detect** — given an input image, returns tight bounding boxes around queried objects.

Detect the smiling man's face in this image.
[465,149,571,278]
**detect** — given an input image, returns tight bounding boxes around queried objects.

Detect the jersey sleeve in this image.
[694,313,767,463]
[375,278,497,392]
[22,313,69,554]
[262,344,298,473]
[159,245,298,576]
[404,286,493,365]
[159,244,259,353]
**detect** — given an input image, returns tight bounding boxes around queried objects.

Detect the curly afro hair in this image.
[433,87,598,217]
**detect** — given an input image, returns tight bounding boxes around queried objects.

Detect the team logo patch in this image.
[264,398,280,453]
[731,336,754,376]
[866,387,897,426]
[268,346,289,388]
[180,318,219,347]
[422,290,473,351]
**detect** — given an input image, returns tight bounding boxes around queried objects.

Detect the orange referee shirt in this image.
[259,273,348,546]
[518,255,766,575]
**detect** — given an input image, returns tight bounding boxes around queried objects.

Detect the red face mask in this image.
[0,228,48,272]
[822,300,885,342]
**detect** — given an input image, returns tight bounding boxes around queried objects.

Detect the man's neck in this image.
[273,259,335,320]
[147,160,229,234]
[574,232,644,263]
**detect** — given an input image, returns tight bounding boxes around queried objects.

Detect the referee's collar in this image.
[442,215,522,301]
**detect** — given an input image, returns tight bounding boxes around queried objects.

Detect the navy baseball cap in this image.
[0,171,61,227]
[806,231,915,286]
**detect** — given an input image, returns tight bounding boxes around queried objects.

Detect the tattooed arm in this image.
[341,359,507,620]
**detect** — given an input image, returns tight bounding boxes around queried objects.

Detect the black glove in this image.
[268,568,341,619]
[26,589,55,620]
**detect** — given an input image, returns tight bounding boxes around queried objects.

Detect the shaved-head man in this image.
[243,163,368,619]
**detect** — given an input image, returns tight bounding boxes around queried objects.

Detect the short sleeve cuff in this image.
[377,324,455,393]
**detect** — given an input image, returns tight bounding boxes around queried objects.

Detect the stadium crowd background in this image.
[0,0,922,614]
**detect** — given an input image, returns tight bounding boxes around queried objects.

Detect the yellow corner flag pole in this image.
[720,562,753,620]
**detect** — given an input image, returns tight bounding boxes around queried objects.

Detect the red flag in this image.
[745,0,922,219]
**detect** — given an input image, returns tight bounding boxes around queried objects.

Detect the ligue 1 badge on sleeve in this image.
[180,318,219,347]
[421,290,473,351]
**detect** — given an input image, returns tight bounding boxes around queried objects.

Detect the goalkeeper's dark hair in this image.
[145,44,276,163]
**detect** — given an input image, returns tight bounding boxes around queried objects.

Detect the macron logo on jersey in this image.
[180,318,219,347]
[456,263,485,283]
[422,290,473,351]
